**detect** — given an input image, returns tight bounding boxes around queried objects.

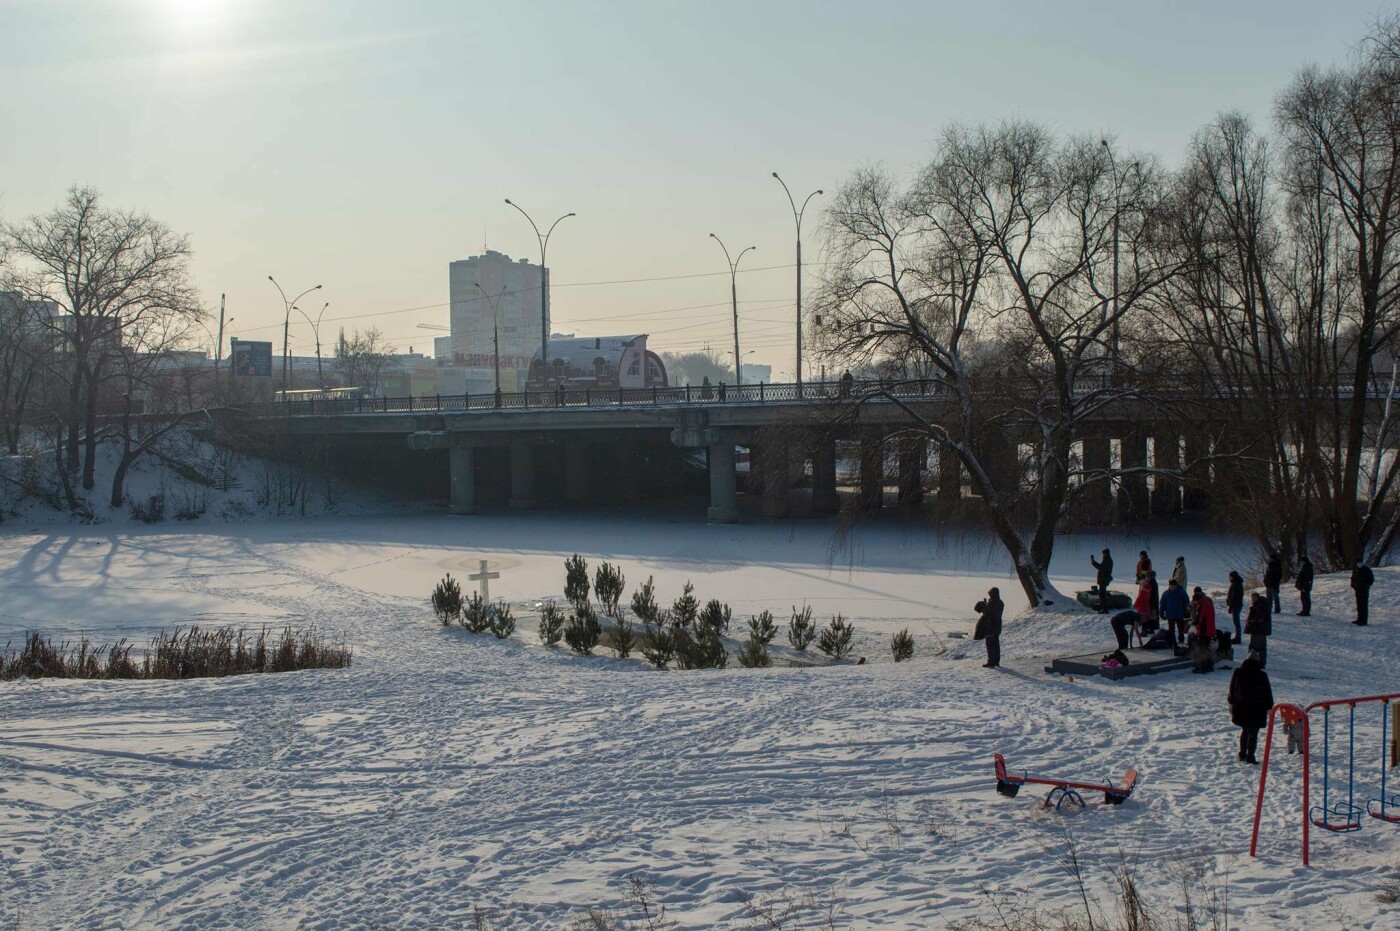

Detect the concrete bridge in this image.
[215,379,1265,523]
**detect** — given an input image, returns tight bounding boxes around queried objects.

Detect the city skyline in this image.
[1,0,1389,378]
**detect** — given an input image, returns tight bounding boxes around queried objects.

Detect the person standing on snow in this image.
[1091,548,1114,612]
[1148,569,1161,626]
[1133,574,1155,629]
[1263,553,1283,615]
[1171,556,1188,589]
[1244,591,1272,667]
[973,587,1004,669]
[1351,561,1374,626]
[1228,653,1274,764]
[1226,570,1245,644]
[1135,550,1152,583]
[1188,586,1218,672]
[1295,554,1314,616]
[1159,578,1190,645]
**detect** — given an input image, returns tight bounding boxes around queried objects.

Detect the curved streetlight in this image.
[504,199,575,388]
[772,173,822,390]
[474,282,509,397]
[1099,139,1139,363]
[269,276,322,390]
[293,300,330,388]
[709,233,756,386]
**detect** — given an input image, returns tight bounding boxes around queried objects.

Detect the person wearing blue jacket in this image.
[1159,578,1191,645]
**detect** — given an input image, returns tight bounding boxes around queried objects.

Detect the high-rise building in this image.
[445,250,545,389]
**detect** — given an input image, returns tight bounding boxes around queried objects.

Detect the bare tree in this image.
[334,326,393,395]
[4,187,204,490]
[0,290,56,454]
[815,123,1175,607]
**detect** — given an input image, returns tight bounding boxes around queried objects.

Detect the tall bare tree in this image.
[816,123,1175,607]
[4,187,204,490]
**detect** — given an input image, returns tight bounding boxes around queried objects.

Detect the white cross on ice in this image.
[468,559,501,602]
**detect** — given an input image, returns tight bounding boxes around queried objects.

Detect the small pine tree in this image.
[611,616,637,658]
[787,604,815,651]
[564,554,590,610]
[699,599,732,635]
[462,593,492,633]
[490,603,516,639]
[891,627,914,662]
[564,604,601,656]
[640,613,675,669]
[631,576,660,625]
[675,624,728,669]
[736,634,772,668]
[537,601,565,646]
[594,562,626,617]
[748,610,777,645]
[818,613,855,660]
[671,581,700,627]
[432,574,463,625]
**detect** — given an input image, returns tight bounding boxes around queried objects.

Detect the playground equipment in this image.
[1250,692,1400,865]
[994,753,1140,812]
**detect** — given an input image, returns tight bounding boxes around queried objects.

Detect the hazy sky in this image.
[1,0,1391,379]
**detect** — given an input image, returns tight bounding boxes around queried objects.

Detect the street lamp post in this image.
[1099,140,1138,364]
[503,199,574,390]
[772,173,822,391]
[294,300,330,388]
[709,234,756,386]
[269,276,322,390]
[474,283,508,396]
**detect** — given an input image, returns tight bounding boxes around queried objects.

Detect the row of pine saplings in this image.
[431,555,918,669]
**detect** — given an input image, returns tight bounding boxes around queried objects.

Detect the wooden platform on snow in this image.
[1045,647,1217,680]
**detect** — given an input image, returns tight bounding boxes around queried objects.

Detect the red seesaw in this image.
[994,752,1141,811]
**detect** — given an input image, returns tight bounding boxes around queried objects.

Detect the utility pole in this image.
[214,294,226,376]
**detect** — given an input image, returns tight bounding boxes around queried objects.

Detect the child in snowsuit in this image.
[1281,706,1305,754]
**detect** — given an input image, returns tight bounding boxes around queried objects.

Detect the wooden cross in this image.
[468,559,500,602]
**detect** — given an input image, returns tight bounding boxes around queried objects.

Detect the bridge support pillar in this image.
[1118,431,1148,521]
[859,435,884,511]
[1081,436,1112,523]
[811,439,839,514]
[938,445,961,501]
[449,445,476,515]
[614,440,640,503]
[758,441,790,518]
[898,436,926,509]
[707,442,738,523]
[1183,434,1210,510]
[565,442,589,504]
[509,444,539,510]
[980,433,1017,497]
[1152,430,1181,517]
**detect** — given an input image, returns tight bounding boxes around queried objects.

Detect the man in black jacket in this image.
[1263,553,1283,615]
[974,587,1004,669]
[1228,654,1274,764]
[1351,561,1375,626]
[1295,555,1314,616]
[1090,549,1114,612]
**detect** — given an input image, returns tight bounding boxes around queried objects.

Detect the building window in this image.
[594,356,608,377]
[628,360,640,376]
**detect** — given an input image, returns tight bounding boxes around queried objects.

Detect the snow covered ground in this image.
[2,512,1398,929]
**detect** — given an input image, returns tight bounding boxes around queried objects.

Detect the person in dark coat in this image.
[1228,653,1274,764]
[1226,571,1245,644]
[973,587,1004,669]
[1091,549,1114,612]
[1159,578,1191,645]
[1351,561,1374,626]
[1148,570,1160,625]
[1295,555,1314,616]
[1110,608,1140,651]
[1263,553,1283,615]
[1135,551,1152,583]
[1244,591,1272,668]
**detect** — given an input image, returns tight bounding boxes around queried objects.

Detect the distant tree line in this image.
[814,18,1400,604]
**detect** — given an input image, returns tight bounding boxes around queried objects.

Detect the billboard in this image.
[230,339,273,377]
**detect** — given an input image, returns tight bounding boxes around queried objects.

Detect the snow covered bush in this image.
[699,599,731,635]
[594,562,625,617]
[129,493,165,523]
[564,605,601,656]
[675,624,727,670]
[748,610,777,645]
[640,614,675,669]
[609,616,637,658]
[490,604,515,639]
[462,593,492,634]
[671,581,699,627]
[537,601,565,646]
[890,627,915,662]
[631,576,660,625]
[432,574,464,625]
[818,614,855,660]
[564,554,590,611]
[787,604,815,651]
[736,635,772,668]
